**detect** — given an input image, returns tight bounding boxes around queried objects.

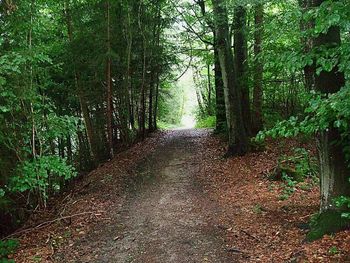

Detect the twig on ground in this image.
[2,212,99,240]
[240,229,260,241]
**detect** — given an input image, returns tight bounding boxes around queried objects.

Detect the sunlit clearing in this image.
[176,68,198,129]
[180,115,196,129]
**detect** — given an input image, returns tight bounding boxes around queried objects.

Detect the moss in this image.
[306,210,350,242]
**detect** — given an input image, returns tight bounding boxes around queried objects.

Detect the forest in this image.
[0,0,350,262]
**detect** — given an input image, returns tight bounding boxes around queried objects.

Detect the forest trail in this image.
[54,129,234,262]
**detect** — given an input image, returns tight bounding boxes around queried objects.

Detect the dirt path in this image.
[54,129,234,262]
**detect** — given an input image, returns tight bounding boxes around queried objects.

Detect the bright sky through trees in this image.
[178,68,197,128]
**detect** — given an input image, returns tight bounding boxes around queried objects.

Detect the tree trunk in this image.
[207,61,212,115]
[299,0,315,90]
[214,42,227,133]
[148,73,154,131]
[252,3,264,135]
[106,0,113,158]
[313,19,349,211]
[138,47,147,139]
[125,6,134,134]
[212,0,249,156]
[153,75,160,130]
[64,0,98,165]
[234,5,251,136]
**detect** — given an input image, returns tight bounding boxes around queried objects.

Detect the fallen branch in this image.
[226,247,244,253]
[2,212,99,240]
[240,229,260,241]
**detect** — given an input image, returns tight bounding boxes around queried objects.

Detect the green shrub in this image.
[195,116,216,128]
[156,120,179,130]
[335,192,350,219]
[0,239,19,262]
[8,156,77,207]
[269,148,318,200]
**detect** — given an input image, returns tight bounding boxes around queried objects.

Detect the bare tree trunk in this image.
[206,60,213,116]
[153,74,160,129]
[125,4,134,134]
[64,0,98,165]
[214,35,226,133]
[299,0,315,90]
[106,0,113,158]
[234,5,251,136]
[252,3,264,135]
[212,0,249,156]
[148,73,154,131]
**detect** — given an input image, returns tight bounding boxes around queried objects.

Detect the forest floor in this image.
[9,129,350,262]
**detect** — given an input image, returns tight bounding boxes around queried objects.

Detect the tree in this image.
[106,0,114,158]
[298,0,315,91]
[313,1,350,212]
[252,3,264,135]
[212,0,249,155]
[234,4,251,136]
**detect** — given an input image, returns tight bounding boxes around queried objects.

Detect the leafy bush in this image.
[335,191,350,219]
[195,116,216,128]
[7,156,77,207]
[270,148,318,200]
[156,120,179,130]
[256,86,350,154]
[279,173,298,200]
[0,239,19,262]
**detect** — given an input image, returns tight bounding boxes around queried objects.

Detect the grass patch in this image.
[195,116,216,128]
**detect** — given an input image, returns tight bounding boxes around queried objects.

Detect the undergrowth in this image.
[0,239,19,263]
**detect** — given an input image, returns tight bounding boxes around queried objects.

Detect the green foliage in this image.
[158,82,185,127]
[273,148,318,200]
[328,246,339,255]
[0,239,18,262]
[9,156,77,203]
[286,148,318,179]
[256,86,350,157]
[195,116,216,128]
[307,211,350,241]
[156,120,178,130]
[335,190,350,219]
[279,173,298,201]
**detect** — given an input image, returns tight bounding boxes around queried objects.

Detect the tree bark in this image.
[313,0,350,212]
[299,0,315,90]
[252,3,264,135]
[148,72,154,131]
[64,0,98,165]
[153,74,160,130]
[212,0,249,155]
[234,5,251,136]
[106,0,114,158]
[213,37,226,132]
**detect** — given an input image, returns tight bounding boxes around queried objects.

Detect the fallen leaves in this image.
[10,131,164,263]
[7,130,350,262]
[194,134,350,263]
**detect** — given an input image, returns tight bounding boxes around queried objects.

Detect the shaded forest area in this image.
[0,0,174,235]
[1,0,350,261]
